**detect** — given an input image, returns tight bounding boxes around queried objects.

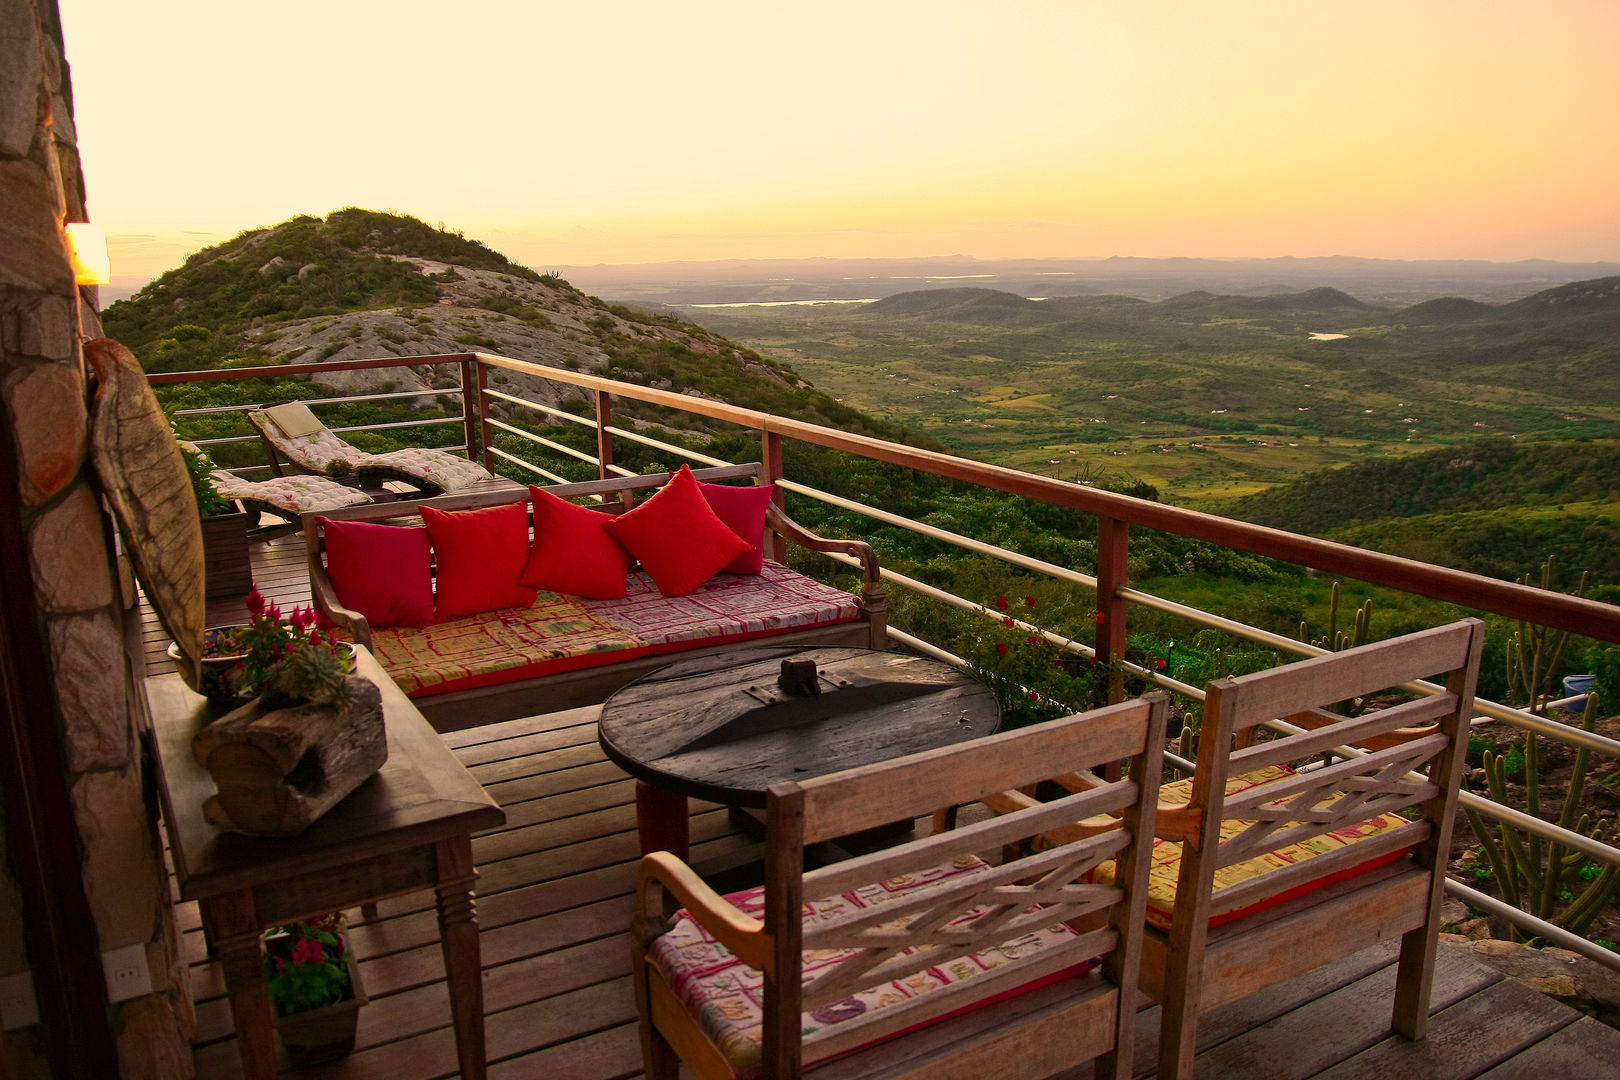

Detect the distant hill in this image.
[102,209,910,445]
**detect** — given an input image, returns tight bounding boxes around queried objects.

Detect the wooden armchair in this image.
[632,694,1170,1080]
[987,619,1485,1078]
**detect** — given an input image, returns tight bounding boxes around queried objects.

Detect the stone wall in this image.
[0,1,193,1076]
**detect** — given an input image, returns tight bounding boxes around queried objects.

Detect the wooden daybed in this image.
[302,464,888,732]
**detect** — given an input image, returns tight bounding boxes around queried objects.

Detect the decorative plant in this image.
[176,435,230,517]
[954,595,1112,729]
[224,587,356,709]
[265,912,353,1016]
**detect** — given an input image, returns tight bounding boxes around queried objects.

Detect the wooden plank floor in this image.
[146,539,1620,1079]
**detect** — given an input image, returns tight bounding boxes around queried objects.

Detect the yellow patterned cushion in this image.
[1088,765,1411,931]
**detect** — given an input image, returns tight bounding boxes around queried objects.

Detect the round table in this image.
[597,645,1000,859]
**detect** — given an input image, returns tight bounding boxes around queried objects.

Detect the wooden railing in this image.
[151,350,1620,962]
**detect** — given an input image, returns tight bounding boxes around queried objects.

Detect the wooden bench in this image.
[301,464,888,731]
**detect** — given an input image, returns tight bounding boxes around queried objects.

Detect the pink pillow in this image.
[699,481,775,575]
[603,465,754,596]
[320,518,434,628]
[520,487,633,599]
[420,502,537,620]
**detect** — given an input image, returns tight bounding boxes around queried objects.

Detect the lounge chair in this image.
[207,469,373,538]
[247,401,496,496]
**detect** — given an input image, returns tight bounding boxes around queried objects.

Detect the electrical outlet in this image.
[102,943,151,1004]
[0,971,39,1030]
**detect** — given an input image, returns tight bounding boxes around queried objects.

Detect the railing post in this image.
[762,428,787,564]
[468,358,494,471]
[460,359,478,464]
[597,390,633,509]
[1096,515,1130,704]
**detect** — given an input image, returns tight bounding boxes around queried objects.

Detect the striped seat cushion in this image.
[1086,765,1413,931]
[365,561,860,697]
[646,854,1092,1079]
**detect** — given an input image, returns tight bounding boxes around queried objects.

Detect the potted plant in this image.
[177,434,252,602]
[191,589,386,836]
[265,911,367,1066]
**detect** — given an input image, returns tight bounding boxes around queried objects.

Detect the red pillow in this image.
[419,502,537,620]
[699,481,775,575]
[320,518,434,628]
[603,465,754,596]
[520,487,633,599]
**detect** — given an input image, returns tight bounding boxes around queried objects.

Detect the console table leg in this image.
[635,781,690,860]
[435,838,487,1080]
[202,891,277,1080]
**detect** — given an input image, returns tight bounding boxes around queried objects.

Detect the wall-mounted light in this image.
[64,222,111,285]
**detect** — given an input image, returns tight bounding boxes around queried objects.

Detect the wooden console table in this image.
[146,647,505,1079]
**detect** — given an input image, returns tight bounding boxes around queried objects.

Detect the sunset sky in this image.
[60,0,1620,285]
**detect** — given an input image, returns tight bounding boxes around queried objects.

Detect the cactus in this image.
[1463,557,1616,942]
[1299,582,1373,714]
[1465,692,1620,940]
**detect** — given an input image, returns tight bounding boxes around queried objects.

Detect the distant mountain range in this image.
[554,254,1620,308]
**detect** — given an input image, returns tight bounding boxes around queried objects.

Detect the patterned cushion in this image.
[208,470,372,516]
[1086,765,1412,931]
[361,561,860,697]
[646,854,1090,1079]
[362,447,493,493]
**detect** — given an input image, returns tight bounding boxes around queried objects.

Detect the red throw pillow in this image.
[420,501,537,620]
[699,481,775,575]
[603,465,754,596]
[320,518,434,628]
[520,487,633,600]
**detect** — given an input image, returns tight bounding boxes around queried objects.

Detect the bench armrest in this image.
[308,560,374,650]
[766,503,888,647]
[635,851,771,974]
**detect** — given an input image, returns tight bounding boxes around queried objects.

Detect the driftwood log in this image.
[191,676,386,836]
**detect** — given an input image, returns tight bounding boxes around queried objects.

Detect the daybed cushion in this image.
[321,518,435,629]
[646,853,1092,1079]
[365,560,860,697]
[521,487,633,600]
[1086,765,1413,931]
[208,469,373,517]
[603,465,753,597]
[420,502,537,620]
[700,481,775,575]
[362,447,493,494]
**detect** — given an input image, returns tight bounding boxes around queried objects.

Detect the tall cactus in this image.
[1463,557,1616,941]
[1299,581,1373,714]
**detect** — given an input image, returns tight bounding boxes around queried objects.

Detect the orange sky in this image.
[60,0,1620,284]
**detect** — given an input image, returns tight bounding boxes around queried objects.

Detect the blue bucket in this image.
[1563,675,1597,715]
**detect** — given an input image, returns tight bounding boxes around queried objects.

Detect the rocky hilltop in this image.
[103,209,885,436]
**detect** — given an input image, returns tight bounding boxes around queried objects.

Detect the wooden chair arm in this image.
[765,504,882,592]
[636,851,772,974]
[307,563,374,650]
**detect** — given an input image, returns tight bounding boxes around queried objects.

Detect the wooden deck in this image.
[146,539,1620,1079]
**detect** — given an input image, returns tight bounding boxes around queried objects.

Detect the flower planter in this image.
[168,624,252,702]
[201,508,252,602]
[270,946,367,1067]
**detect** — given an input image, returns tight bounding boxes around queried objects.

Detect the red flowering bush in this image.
[954,596,1112,729]
[265,912,353,1016]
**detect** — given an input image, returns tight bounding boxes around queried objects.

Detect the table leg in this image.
[435,838,487,1080]
[201,891,276,1080]
[635,781,689,860]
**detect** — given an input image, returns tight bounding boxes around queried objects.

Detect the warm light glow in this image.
[56,1,1620,284]
[65,222,111,285]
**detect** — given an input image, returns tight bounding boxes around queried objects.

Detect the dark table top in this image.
[146,647,505,901]
[597,646,1000,807]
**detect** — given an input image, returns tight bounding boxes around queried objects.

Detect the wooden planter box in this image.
[201,509,251,603]
[270,948,366,1067]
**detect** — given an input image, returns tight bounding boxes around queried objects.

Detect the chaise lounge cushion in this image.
[646,854,1093,1079]
[603,465,754,597]
[521,487,634,600]
[699,481,775,575]
[365,560,861,697]
[321,518,435,629]
[421,502,537,620]
[1086,765,1413,931]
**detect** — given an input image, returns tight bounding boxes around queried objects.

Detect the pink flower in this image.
[1094,611,1106,625]
[996,643,1008,655]
[308,630,323,648]
[1028,690,1040,702]
[245,587,265,616]
[266,601,282,623]
[1155,658,1166,671]
[1002,617,1015,628]
[994,596,1009,610]
[1026,635,1039,645]
[1024,595,1035,607]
